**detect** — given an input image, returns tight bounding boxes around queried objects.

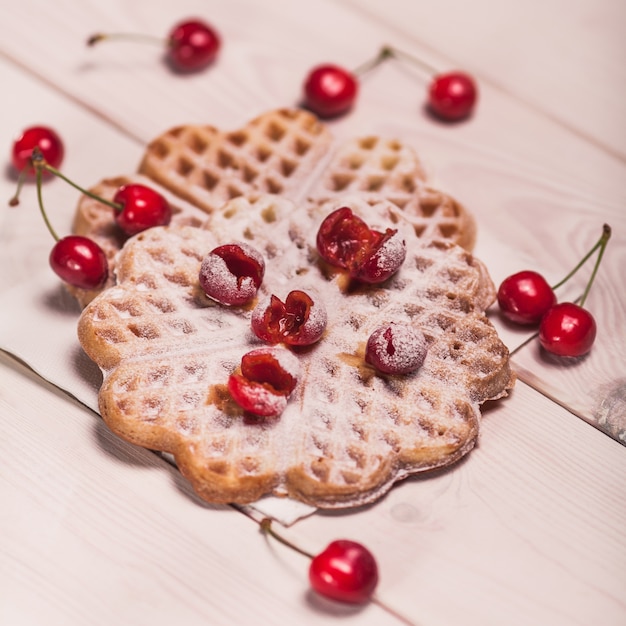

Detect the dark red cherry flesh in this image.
[251,291,327,346]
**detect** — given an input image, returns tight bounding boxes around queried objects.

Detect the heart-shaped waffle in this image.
[71,108,476,306]
[77,194,513,508]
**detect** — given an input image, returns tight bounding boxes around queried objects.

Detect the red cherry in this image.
[316,207,406,283]
[497,270,557,325]
[365,323,428,374]
[539,302,597,357]
[167,19,221,71]
[228,348,299,417]
[12,126,64,176]
[251,290,327,346]
[303,64,358,118]
[428,72,478,121]
[309,540,379,604]
[113,184,171,236]
[49,235,108,290]
[199,243,265,306]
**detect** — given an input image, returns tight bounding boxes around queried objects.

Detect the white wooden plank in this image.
[346,0,626,162]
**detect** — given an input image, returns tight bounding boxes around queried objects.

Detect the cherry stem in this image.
[87,32,167,48]
[35,166,60,242]
[29,147,122,213]
[353,45,438,78]
[8,169,27,207]
[551,224,612,307]
[260,518,315,560]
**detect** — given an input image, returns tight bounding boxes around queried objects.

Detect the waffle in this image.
[305,136,476,252]
[69,108,476,305]
[77,194,513,508]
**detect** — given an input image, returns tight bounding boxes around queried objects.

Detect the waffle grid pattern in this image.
[78,196,513,508]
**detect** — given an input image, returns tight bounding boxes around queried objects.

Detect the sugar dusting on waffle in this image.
[78,194,513,508]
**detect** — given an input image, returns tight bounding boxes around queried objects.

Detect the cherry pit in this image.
[498,224,611,358]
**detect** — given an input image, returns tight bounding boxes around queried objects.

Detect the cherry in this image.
[10,147,170,237]
[49,235,109,290]
[9,147,108,289]
[11,126,64,176]
[113,184,171,236]
[309,540,379,605]
[260,519,379,605]
[87,18,220,73]
[539,303,597,358]
[251,290,326,346]
[199,243,265,306]
[228,348,299,418]
[497,270,556,325]
[167,20,221,71]
[428,72,478,121]
[365,323,428,374]
[500,224,611,358]
[314,45,478,121]
[316,207,406,283]
[303,64,358,118]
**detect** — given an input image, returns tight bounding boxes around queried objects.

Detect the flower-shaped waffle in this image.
[77,194,513,508]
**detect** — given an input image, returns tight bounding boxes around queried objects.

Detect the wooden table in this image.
[1,1,624,624]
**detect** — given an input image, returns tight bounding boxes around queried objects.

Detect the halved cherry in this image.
[199,243,265,306]
[251,290,327,346]
[316,207,406,283]
[228,348,299,418]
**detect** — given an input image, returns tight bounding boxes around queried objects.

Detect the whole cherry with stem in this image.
[87,18,221,72]
[10,126,65,206]
[498,223,611,326]
[303,45,477,121]
[260,518,379,605]
[538,224,612,358]
[10,147,171,237]
[12,125,64,176]
[10,148,108,290]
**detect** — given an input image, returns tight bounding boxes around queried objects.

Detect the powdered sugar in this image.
[365,323,428,375]
[199,242,265,306]
[78,193,512,508]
